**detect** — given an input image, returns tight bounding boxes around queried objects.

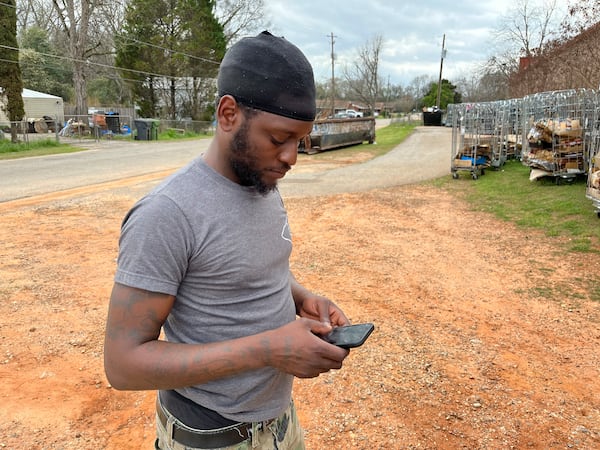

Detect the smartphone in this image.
[322,323,375,349]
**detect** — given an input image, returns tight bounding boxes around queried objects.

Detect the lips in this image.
[268,166,291,178]
[269,168,288,179]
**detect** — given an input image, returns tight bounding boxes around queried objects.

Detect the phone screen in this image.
[323,323,374,349]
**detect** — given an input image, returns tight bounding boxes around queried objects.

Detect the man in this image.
[104,31,351,450]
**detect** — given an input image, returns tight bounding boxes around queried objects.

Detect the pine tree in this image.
[0,0,25,142]
[116,0,226,119]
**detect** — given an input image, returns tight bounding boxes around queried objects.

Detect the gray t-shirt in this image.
[114,156,296,422]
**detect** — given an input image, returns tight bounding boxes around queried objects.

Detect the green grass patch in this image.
[0,138,83,160]
[158,129,212,140]
[433,158,600,252]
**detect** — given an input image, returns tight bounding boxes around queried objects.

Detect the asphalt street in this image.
[0,125,452,202]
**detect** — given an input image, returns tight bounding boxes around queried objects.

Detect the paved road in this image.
[0,139,210,202]
[280,125,452,198]
[0,125,452,202]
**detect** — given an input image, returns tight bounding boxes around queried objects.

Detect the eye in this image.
[270,136,286,146]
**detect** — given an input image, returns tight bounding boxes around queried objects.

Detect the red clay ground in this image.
[0,150,599,449]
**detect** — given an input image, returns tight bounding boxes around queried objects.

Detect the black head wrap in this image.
[217,31,316,122]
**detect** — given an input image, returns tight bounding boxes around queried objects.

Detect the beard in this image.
[228,119,276,196]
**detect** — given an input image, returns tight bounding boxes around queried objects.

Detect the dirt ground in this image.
[0,147,599,449]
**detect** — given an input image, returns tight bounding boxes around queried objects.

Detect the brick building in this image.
[509,22,600,98]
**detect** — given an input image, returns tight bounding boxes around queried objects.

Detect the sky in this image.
[261,0,515,87]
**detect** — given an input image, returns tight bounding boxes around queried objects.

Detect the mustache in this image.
[272,163,292,172]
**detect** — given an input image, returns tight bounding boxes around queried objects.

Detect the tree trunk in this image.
[53,0,94,116]
[10,122,19,144]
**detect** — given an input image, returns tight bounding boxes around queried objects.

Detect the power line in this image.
[0,43,194,81]
[0,56,207,94]
[114,35,220,66]
[0,1,16,8]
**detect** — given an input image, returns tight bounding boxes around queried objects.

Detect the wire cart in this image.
[498,98,523,161]
[521,89,593,184]
[451,102,494,179]
[585,95,600,217]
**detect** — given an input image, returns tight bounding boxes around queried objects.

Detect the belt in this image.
[156,398,254,449]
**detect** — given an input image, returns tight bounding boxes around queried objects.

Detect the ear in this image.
[216,95,240,132]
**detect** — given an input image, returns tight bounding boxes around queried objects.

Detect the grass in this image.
[305,121,417,161]
[431,158,600,253]
[0,129,212,160]
[0,137,82,159]
[159,129,213,140]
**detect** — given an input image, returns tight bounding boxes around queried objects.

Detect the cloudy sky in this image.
[260,0,523,87]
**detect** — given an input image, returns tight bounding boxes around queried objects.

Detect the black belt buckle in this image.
[157,399,253,449]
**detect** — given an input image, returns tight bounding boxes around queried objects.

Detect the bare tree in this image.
[484,0,566,96]
[561,0,600,38]
[215,0,269,44]
[495,0,560,58]
[16,0,59,32]
[406,74,433,111]
[50,0,127,115]
[343,34,384,114]
[51,0,98,115]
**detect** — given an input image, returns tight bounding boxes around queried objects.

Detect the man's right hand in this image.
[266,318,350,378]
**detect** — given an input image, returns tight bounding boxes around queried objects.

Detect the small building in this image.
[0,88,65,124]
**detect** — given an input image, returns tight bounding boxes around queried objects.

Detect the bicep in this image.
[105,282,174,352]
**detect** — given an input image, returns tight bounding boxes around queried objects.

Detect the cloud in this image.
[262,0,513,86]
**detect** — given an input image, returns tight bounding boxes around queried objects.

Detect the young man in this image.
[103,31,351,450]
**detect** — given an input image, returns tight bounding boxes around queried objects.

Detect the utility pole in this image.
[436,33,446,109]
[330,32,336,117]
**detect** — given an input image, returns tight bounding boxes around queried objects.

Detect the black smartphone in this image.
[322,323,375,349]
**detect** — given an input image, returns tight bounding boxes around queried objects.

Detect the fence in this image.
[0,114,213,144]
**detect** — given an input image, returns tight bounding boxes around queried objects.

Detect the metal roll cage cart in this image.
[451,102,495,180]
[498,98,523,161]
[521,89,593,185]
[585,93,600,217]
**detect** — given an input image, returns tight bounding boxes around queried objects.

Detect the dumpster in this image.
[105,112,120,134]
[134,119,159,140]
[423,110,443,126]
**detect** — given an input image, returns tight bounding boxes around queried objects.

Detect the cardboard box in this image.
[454,159,472,168]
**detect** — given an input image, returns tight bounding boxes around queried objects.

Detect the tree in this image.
[406,75,433,111]
[16,0,59,31]
[51,0,100,116]
[215,0,268,44]
[344,34,384,115]
[487,0,564,97]
[117,0,226,119]
[421,79,461,110]
[19,26,73,101]
[0,0,26,143]
[115,0,167,118]
[561,0,600,38]
[47,0,126,115]
[496,0,560,58]
[179,0,226,120]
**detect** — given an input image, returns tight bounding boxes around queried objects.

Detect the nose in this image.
[279,140,298,167]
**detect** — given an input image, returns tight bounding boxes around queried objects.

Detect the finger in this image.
[319,300,333,327]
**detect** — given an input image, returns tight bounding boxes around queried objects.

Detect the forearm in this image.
[104,282,349,390]
[104,283,280,390]
[105,331,275,391]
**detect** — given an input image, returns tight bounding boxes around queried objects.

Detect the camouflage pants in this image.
[155,399,305,450]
